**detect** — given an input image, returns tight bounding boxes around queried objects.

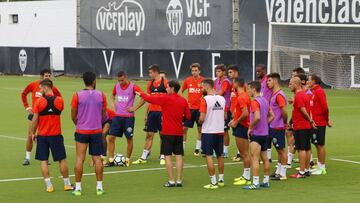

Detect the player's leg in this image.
[311,126,327,175]
[48,135,73,191]
[202,134,218,189]
[161,135,175,187]
[89,133,105,195]
[102,122,110,158]
[174,136,184,187]
[233,125,251,185]
[266,135,272,163]
[286,130,295,167]
[106,135,117,166]
[243,140,261,190]
[73,133,89,195]
[290,130,307,179]
[134,113,155,164]
[260,143,270,188]
[223,111,231,158]
[123,117,135,166]
[183,127,188,148]
[35,136,53,192]
[234,137,251,185]
[23,117,34,165]
[215,135,225,186]
[194,110,202,156]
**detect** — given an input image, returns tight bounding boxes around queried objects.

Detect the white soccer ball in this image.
[113,154,126,166]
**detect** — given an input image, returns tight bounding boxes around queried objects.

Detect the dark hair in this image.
[227,64,239,72]
[160,71,167,75]
[248,80,261,93]
[295,74,308,85]
[310,74,321,85]
[117,71,126,77]
[215,64,226,72]
[268,72,281,81]
[234,78,245,87]
[190,63,201,70]
[256,64,266,70]
[40,79,53,89]
[148,64,160,73]
[168,80,180,93]
[292,67,305,75]
[83,72,96,86]
[202,78,214,88]
[40,69,51,76]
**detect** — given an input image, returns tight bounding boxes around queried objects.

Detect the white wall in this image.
[0,0,76,70]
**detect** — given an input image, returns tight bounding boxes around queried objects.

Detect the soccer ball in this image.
[113,154,126,166]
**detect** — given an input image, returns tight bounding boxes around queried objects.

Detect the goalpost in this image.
[268,22,360,88]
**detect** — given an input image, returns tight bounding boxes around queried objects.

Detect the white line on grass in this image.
[0,134,75,149]
[330,158,360,165]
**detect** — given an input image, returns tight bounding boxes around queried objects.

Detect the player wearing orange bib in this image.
[21,69,61,166]
[182,63,204,156]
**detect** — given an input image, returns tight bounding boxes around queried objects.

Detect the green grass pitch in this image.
[0,76,359,202]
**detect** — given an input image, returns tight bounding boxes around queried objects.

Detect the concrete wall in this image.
[0,0,76,70]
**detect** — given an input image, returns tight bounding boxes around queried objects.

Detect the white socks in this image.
[160,154,165,159]
[140,149,150,160]
[63,178,71,186]
[243,168,251,180]
[25,151,31,160]
[275,162,281,174]
[183,142,186,150]
[44,178,52,188]
[218,174,224,182]
[287,150,293,165]
[96,181,103,190]
[224,146,229,154]
[210,175,217,185]
[267,149,272,160]
[75,182,82,191]
[195,140,201,150]
[280,165,287,177]
[253,176,259,185]
[263,175,269,183]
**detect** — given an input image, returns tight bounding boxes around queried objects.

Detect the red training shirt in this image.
[21,80,61,109]
[182,76,204,109]
[146,79,169,112]
[33,94,64,136]
[233,92,251,128]
[310,85,329,126]
[292,90,311,130]
[140,92,190,136]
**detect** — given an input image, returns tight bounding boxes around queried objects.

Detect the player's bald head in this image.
[289,77,301,92]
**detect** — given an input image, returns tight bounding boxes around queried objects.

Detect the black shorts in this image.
[27,114,34,121]
[294,129,312,151]
[160,135,184,156]
[269,128,286,149]
[201,133,224,157]
[144,111,162,133]
[250,135,268,151]
[35,135,66,162]
[109,116,135,139]
[224,111,232,130]
[183,109,201,128]
[232,124,248,139]
[74,133,104,156]
[311,126,326,146]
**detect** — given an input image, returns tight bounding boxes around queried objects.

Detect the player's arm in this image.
[268,108,275,123]
[277,94,288,125]
[138,92,166,106]
[111,85,117,110]
[300,107,316,129]
[317,90,330,124]
[217,81,229,96]
[30,113,39,142]
[248,101,260,135]
[128,85,146,112]
[102,93,107,121]
[53,86,62,97]
[181,80,188,94]
[237,106,249,123]
[70,93,78,125]
[198,98,207,125]
[21,83,33,113]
